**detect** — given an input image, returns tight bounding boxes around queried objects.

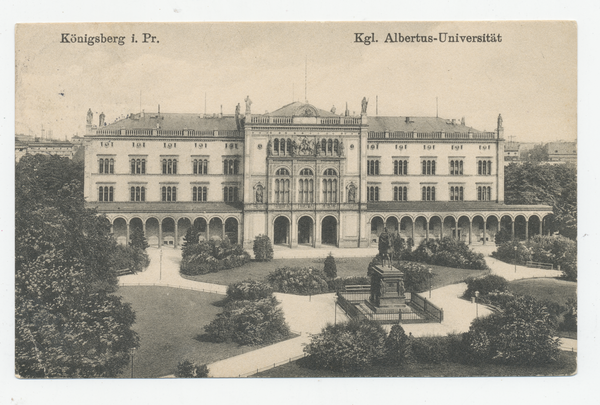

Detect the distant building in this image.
[546,141,577,164]
[15,136,74,161]
[84,98,552,249]
[503,141,520,164]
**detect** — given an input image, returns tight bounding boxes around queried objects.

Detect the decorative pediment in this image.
[293,104,319,117]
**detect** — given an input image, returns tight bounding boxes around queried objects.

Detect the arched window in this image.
[273,138,279,154]
[280,138,286,154]
[478,160,483,175]
[334,139,339,155]
[323,168,337,176]
[162,159,167,174]
[327,139,333,154]
[131,159,135,174]
[276,168,290,176]
[109,159,114,174]
[321,138,327,153]
[99,159,104,174]
[274,169,290,203]
[431,161,436,175]
[300,168,313,176]
[287,138,293,155]
[450,160,455,175]
[322,169,338,203]
[298,169,314,203]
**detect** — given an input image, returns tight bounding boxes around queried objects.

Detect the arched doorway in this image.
[515,215,527,241]
[113,218,127,245]
[486,215,499,243]
[528,215,541,239]
[274,216,290,245]
[162,217,175,247]
[386,217,399,233]
[146,217,159,247]
[178,218,192,247]
[209,217,223,240]
[298,216,313,245]
[194,217,208,241]
[321,216,338,246]
[443,216,456,239]
[457,216,470,243]
[225,218,239,244]
[472,215,485,244]
[429,216,443,240]
[399,217,413,240]
[370,216,384,245]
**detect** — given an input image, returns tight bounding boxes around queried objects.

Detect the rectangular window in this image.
[421,186,436,201]
[193,186,208,202]
[477,159,493,175]
[367,160,380,176]
[422,160,436,175]
[477,186,492,201]
[449,160,464,175]
[393,160,408,175]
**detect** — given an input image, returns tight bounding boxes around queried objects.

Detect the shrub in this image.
[175,360,209,378]
[253,234,274,262]
[410,237,489,270]
[464,274,509,299]
[303,320,387,372]
[410,335,452,364]
[395,261,433,293]
[327,276,371,292]
[323,253,337,279]
[267,267,329,295]
[560,297,577,332]
[110,243,150,274]
[383,325,412,366]
[204,296,290,346]
[465,295,560,365]
[227,279,273,301]
[493,236,577,281]
[494,228,513,245]
[180,238,250,276]
[182,226,200,248]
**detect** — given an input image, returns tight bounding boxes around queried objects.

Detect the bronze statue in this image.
[378,228,393,267]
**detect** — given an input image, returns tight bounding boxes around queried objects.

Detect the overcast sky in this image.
[15,21,576,143]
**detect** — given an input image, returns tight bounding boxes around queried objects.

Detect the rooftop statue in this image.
[244,96,252,115]
[361,97,368,114]
[86,108,93,125]
[497,113,503,129]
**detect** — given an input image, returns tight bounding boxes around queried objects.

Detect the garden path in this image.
[119,245,574,378]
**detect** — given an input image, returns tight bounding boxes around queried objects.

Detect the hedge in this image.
[409,237,489,270]
[180,238,250,275]
[266,267,330,295]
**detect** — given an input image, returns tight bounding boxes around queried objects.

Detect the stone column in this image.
[158,220,163,247]
[525,218,529,240]
[174,220,178,248]
[454,218,458,240]
[468,219,473,245]
[440,218,444,239]
[511,219,515,239]
[411,219,415,242]
[539,217,543,237]
[142,221,146,236]
[222,221,226,241]
[482,218,487,245]
[126,221,130,245]
[425,218,429,242]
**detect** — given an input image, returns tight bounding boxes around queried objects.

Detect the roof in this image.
[367,201,553,214]
[546,142,577,156]
[265,102,338,117]
[368,116,482,134]
[102,113,238,131]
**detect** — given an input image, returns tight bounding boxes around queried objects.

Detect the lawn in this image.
[254,351,577,378]
[508,278,576,307]
[182,256,489,290]
[116,286,250,378]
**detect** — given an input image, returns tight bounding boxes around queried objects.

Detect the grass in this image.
[507,278,576,307]
[115,286,251,378]
[254,351,577,378]
[183,256,489,289]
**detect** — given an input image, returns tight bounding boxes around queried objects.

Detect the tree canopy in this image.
[15,154,139,378]
[504,162,576,239]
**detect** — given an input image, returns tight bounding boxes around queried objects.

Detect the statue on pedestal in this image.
[86,108,93,125]
[497,113,503,129]
[347,183,356,203]
[255,184,263,203]
[361,97,368,114]
[244,96,252,115]
[378,228,393,267]
[99,112,105,127]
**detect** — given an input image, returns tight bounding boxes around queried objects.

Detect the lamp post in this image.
[514,244,518,273]
[428,268,433,298]
[130,348,136,378]
[474,291,480,318]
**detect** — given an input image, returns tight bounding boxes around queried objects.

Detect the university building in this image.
[83,99,552,249]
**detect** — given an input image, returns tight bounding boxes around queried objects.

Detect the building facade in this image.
[84,100,552,249]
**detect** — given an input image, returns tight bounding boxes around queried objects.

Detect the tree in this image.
[15,154,139,378]
[129,227,149,251]
[253,234,274,261]
[323,253,337,279]
[504,162,576,239]
[465,296,560,365]
[383,324,412,366]
[525,144,549,162]
[182,226,199,249]
[175,360,209,378]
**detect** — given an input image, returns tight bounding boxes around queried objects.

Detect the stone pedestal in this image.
[368,264,406,313]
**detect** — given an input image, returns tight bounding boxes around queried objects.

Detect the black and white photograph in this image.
[5,8,596,404]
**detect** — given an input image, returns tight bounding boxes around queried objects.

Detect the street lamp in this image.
[428,268,433,298]
[474,291,480,318]
[130,348,136,378]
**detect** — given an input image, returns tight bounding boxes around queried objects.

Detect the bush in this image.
[465,295,560,365]
[182,226,200,248]
[560,297,577,332]
[383,325,412,366]
[464,274,509,299]
[180,238,250,276]
[253,234,274,262]
[204,296,291,346]
[494,228,513,245]
[227,279,273,301]
[327,276,371,292]
[493,235,577,281]
[110,243,150,274]
[175,360,209,378]
[395,261,433,293]
[303,320,387,372]
[410,237,489,270]
[323,253,337,279]
[267,267,329,295]
[410,335,453,364]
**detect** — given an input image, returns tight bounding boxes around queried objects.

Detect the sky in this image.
[15,22,576,143]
